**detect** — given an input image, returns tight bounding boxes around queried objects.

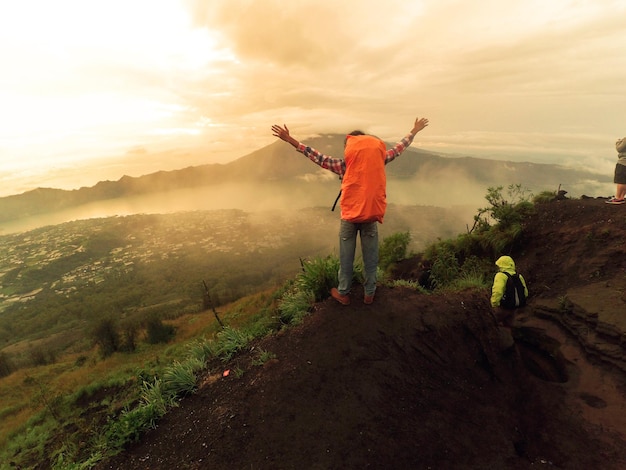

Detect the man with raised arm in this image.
[271,117,429,305]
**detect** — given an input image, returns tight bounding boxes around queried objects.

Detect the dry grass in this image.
[0,288,279,454]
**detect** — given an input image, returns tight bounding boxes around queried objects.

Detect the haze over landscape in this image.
[1,0,625,198]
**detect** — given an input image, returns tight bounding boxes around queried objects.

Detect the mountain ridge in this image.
[0,135,609,224]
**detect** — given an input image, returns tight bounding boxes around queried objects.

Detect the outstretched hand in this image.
[271,124,299,147]
[271,124,290,140]
[411,117,429,135]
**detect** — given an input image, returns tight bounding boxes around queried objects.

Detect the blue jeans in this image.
[338,220,379,296]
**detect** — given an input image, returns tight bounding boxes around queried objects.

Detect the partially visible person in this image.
[606,137,626,204]
[271,117,429,305]
[490,255,528,327]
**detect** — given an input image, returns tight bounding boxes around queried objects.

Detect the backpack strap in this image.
[331,189,342,211]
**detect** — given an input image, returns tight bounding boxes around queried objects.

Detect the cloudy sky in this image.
[1,0,625,196]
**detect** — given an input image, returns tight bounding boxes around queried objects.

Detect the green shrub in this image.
[468,184,533,237]
[95,378,178,458]
[145,317,175,344]
[3,417,55,468]
[162,360,200,397]
[214,326,255,361]
[186,338,215,363]
[422,184,539,290]
[296,255,339,301]
[252,348,276,366]
[379,232,411,271]
[278,288,315,325]
[460,255,491,282]
[390,279,419,289]
[276,255,338,325]
[448,273,490,290]
[388,279,430,294]
[533,190,557,203]
[429,244,460,289]
[103,402,161,449]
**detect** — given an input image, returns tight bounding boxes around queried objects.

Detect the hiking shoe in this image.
[605,197,626,204]
[330,288,350,305]
[364,294,375,305]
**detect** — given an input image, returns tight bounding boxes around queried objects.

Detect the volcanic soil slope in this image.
[98,197,626,470]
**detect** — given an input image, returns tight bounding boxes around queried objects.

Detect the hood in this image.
[495,255,516,272]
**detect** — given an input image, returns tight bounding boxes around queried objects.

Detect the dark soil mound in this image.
[97,198,626,470]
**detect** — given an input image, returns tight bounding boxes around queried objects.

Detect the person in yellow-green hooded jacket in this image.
[271,117,429,306]
[490,255,528,327]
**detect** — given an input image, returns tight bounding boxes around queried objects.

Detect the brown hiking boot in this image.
[330,288,350,305]
[364,294,375,305]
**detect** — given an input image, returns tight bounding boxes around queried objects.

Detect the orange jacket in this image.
[341,135,387,223]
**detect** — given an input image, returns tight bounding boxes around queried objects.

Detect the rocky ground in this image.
[96,197,626,470]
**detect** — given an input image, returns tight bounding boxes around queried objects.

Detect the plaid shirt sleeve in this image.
[384,133,416,164]
[296,143,346,176]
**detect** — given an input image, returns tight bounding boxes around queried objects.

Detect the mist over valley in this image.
[0,135,612,235]
[0,203,469,352]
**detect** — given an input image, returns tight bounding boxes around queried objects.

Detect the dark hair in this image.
[344,130,365,146]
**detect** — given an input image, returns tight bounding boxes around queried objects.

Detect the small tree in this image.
[92,317,120,357]
[471,184,533,232]
[119,321,139,352]
[145,316,175,344]
[0,352,13,378]
[28,345,56,367]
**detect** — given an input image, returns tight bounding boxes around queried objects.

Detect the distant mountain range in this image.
[0,135,610,224]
